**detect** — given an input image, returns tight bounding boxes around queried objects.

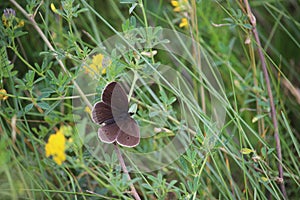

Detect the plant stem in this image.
[243,0,287,198]
[114,144,141,200]
[9,46,44,77]
[139,0,148,28]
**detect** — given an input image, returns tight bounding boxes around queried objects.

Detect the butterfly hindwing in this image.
[98,123,120,143]
[91,102,113,124]
[116,118,140,147]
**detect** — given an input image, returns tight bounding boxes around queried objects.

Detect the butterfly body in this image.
[91,82,140,147]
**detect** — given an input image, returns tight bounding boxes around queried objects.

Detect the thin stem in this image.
[8,46,43,76]
[243,0,287,198]
[190,0,205,114]
[139,0,148,28]
[114,144,141,200]
[192,154,209,200]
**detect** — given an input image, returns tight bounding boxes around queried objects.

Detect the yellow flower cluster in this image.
[83,54,110,77]
[45,126,69,165]
[0,89,8,100]
[171,0,190,28]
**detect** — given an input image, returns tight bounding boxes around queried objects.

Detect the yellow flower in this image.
[171,0,189,12]
[261,177,269,182]
[68,138,73,143]
[45,128,67,165]
[173,7,181,12]
[84,106,91,114]
[101,67,107,75]
[171,1,179,7]
[50,3,58,13]
[179,17,188,28]
[17,19,24,27]
[0,89,8,100]
[83,54,108,77]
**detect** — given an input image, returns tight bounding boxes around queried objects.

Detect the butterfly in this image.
[91,81,140,147]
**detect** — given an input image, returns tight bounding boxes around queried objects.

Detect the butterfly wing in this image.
[93,81,139,147]
[91,102,113,124]
[116,118,140,147]
[101,82,129,114]
[98,123,120,143]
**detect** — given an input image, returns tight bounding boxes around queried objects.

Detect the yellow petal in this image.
[173,7,181,12]
[101,67,106,75]
[84,106,91,114]
[45,129,66,165]
[179,18,188,28]
[53,156,63,165]
[171,1,179,7]
[17,20,24,27]
[240,148,255,155]
[50,3,58,13]
[261,177,269,182]
[0,89,8,100]
[92,54,104,66]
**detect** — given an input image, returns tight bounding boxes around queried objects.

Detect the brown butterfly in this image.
[91,82,140,147]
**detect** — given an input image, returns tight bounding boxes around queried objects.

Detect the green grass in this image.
[1,0,300,199]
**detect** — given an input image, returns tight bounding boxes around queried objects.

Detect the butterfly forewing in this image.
[92,102,113,124]
[102,82,129,113]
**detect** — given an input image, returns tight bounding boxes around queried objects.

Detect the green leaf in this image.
[167,180,178,190]
[242,24,252,30]
[45,100,62,115]
[129,103,138,113]
[37,102,50,110]
[267,148,275,155]
[261,146,267,158]
[129,3,138,14]
[141,183,152,190]
[25,103,34,112]
[179,157,188,173]
[25,70,35,86]
[0,46,16,78]
[14,30,28,38]
[37,92,51,101]
[47,70,57,81]
[168,96,177,105]
[252,114,267,123]
[149,110,160,117]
